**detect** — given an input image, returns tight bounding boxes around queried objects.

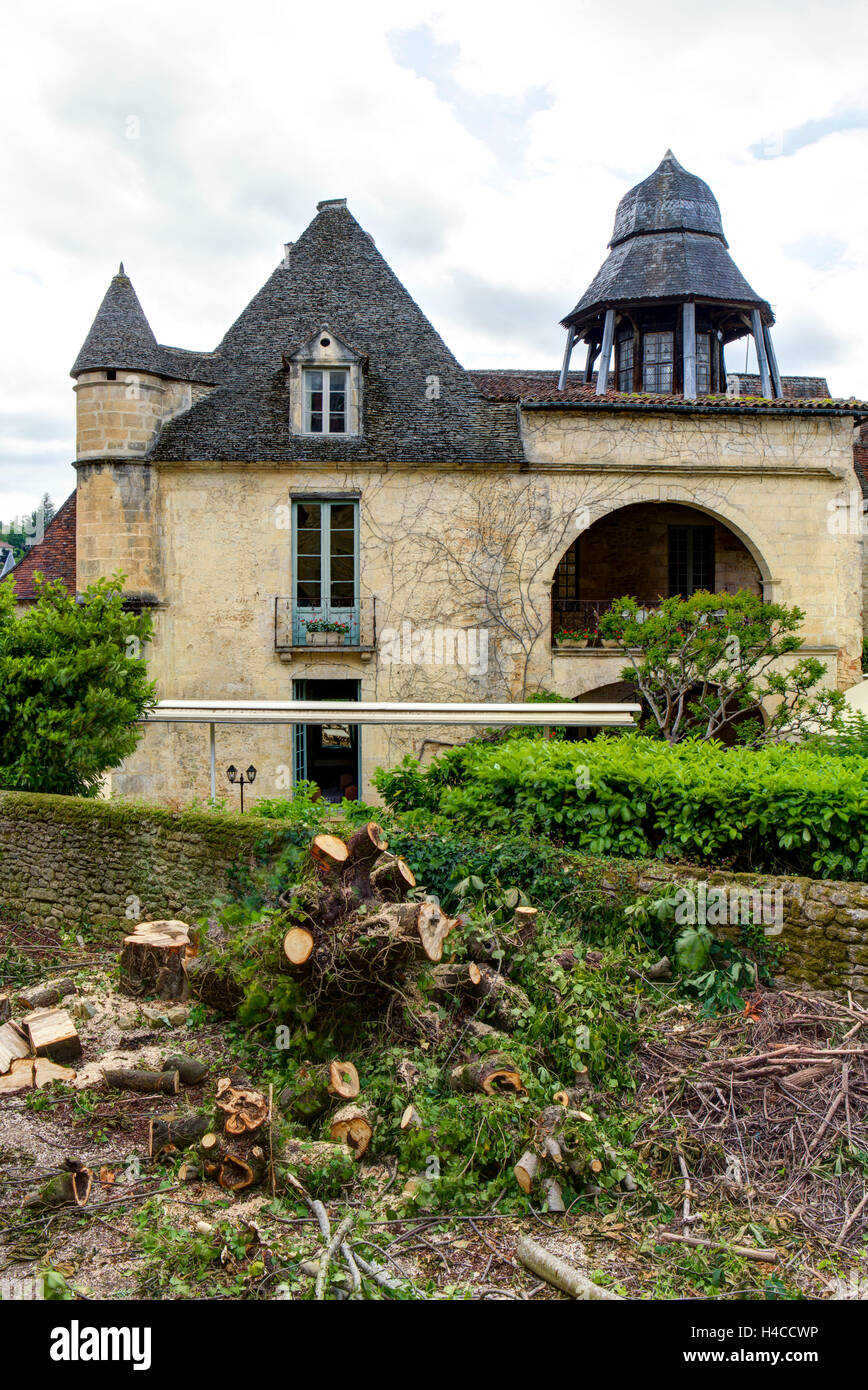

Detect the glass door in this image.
[293,500,359,645]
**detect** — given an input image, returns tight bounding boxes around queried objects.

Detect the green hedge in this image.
[373,735,868,880]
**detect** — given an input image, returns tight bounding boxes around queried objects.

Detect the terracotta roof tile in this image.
[3,492,76,602]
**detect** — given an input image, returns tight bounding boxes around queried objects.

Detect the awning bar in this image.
[143,699,640,728]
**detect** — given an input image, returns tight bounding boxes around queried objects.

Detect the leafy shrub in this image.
[375,735,868,880]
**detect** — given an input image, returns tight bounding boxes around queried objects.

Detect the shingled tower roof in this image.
[71,265,165,376]
[563,152,773,332]
[149,198,520,463]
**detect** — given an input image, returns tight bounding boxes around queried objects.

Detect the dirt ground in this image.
[2,919,867,1302]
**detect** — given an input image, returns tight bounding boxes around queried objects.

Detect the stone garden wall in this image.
[0,791,290,931]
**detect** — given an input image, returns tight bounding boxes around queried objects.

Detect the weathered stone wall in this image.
[608,860,868,999]
[74,406,863,806]
[0,791,292,930]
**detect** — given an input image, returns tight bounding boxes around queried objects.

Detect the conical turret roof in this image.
[71,265,164,376]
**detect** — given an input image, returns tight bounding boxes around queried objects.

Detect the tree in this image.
[597,589,846,745]
[0,572,157,795]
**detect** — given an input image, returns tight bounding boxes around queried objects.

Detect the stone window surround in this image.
[286,325,364,438]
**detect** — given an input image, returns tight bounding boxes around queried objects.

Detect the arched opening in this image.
[552,501,764,641]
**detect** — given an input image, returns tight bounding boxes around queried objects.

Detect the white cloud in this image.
[1,0,867,514]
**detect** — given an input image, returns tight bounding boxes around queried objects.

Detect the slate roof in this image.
[610,151,727,246]
[71,267,219,384]
[563,153,773,330]
[147,200,522,464]
[3,492,76,602]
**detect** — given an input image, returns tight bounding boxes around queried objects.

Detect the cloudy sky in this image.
[1,0,867,520]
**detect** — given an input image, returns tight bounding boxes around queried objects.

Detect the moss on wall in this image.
[0,791,294,929]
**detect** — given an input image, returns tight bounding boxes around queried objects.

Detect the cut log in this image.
[450,1053,524,1096]
[104,1068,180,1095]
[514,1150,539,1193]
[178,1161,202,1183]
[428,962,483,996]
[514,906,539,942]
[25,1165,92,1210]
[469,964,531,1029]
[345,822,389,872]
[310,833,349,873]
[218,1142,267,1192]
[0,990,10,1023]
[185,956,244,1014]
[149,1113,211,1159]
[400,1104,423,1130]
[329,1103,373,1159]
[782,1062,837,1089]
[119,920,190,1000]
[516,1235,622,1300]
[162,1053,208,1086]
[0,1020,31,1074]
[543,1176,566,1213]
[283,927,315,969]
[278,1059,360,1122]
[369,855,417,901]
[215,1077,268,1136]
[23,1008,82,1063]
[278,1138,354,1181]
[416,902,456,963]
[0,1056,76,1093]
[16,978,77,1010]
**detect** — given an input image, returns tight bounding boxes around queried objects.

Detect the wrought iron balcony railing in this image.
[552,597,663,646]
[274,596,377,652]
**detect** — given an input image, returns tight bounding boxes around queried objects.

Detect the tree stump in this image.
[119,920,190,1000]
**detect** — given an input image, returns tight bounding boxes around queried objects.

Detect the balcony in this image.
[553,597,662,648]
[274,596,378,655]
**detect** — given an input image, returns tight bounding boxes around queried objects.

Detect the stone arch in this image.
[546,491,775,593]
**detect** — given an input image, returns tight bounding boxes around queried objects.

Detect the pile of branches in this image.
[637,988,868,1247]
[176,822,634,1205]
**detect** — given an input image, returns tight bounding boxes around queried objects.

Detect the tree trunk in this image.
[17,978,77,1010]
[283,927,315,970]
[215,1076,269,1136]
[516,1235,623,1300]
[162,1054,208,1086]
[149,1113,211,1158]
[25,1165,92,1210]
[369,855,417,901]
[104,1068,180,1096]
[310,833,350,874]
[119,921,190,1000]
[185,957,244,1014]
[450,1053,524,1096]
[344,822,389,893]
[278,1060,359,1120]
[329,1103,373,1159]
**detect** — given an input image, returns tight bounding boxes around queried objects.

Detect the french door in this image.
[292,499,359,644]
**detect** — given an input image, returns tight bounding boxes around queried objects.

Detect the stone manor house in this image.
[9,152,868,806]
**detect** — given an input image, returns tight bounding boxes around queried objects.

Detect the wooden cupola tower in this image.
[558,151,781,399]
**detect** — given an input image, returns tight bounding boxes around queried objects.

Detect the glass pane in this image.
[331,554,355,583]
[309,413,323,432]
[329,371,347,392]
[307,371,323,391]
[330,529,354,556]
[329,414,345,433]
[296,528,321,556]
[296,555,322,583]
[331,583,355,604]
[296,502,321,529]
[330,504,355,530]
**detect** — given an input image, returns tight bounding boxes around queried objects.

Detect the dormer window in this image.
[287,325,364,438]
[305,369,348,434]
